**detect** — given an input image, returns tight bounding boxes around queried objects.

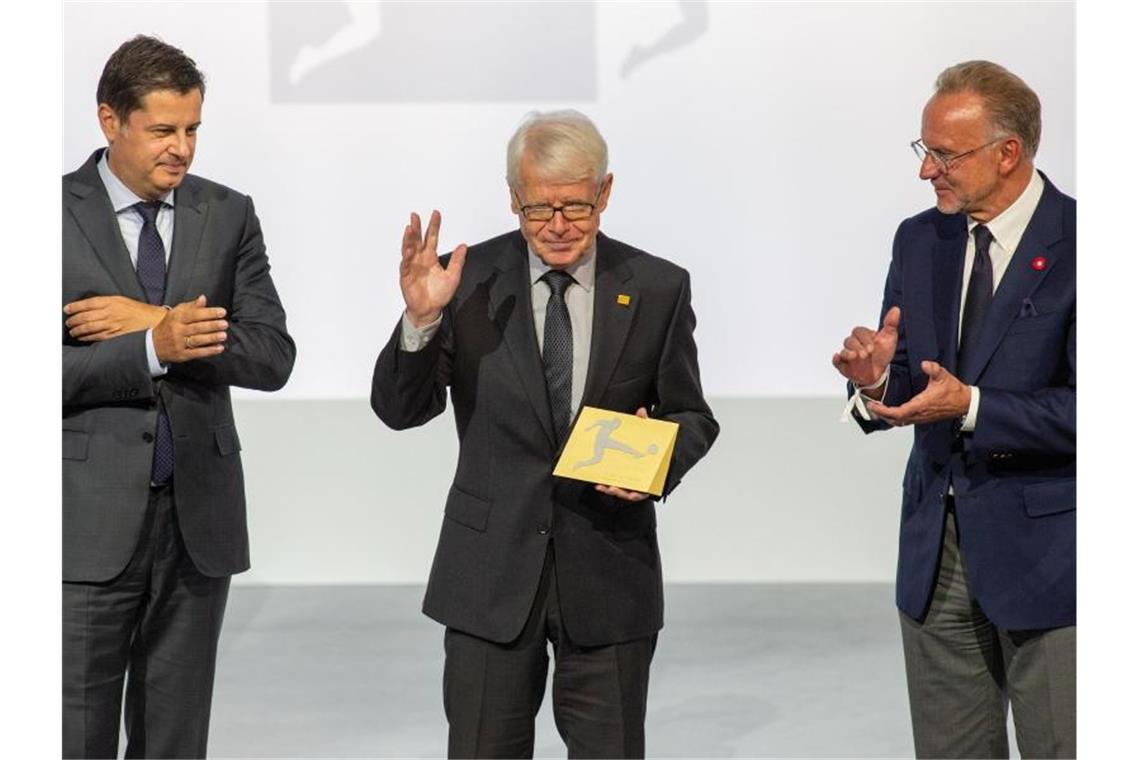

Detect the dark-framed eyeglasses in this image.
[910,137,1005,173]
[513,186,602,223]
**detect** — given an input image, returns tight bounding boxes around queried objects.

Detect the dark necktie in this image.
[542,270,575,442]
[957,224,994,376]
[134,201,174,485]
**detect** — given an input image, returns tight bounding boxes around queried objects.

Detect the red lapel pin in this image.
[1031,256,1047,271]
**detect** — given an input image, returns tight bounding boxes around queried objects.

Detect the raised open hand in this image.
[400,210,468,327]
[832,306,901,389]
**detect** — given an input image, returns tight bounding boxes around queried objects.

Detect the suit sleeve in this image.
[852,223,915,434]
[655,271,719,497]
[62,330,156,408]
[972,306,1076,458]
[371,309,453,430]
[170,196,295,391]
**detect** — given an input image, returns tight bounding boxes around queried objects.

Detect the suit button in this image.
[537,523,550,536]
[142,432,154,443]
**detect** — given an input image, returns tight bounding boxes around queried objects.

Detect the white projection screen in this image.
[63,2,1075,584]
[63,1,1075,401]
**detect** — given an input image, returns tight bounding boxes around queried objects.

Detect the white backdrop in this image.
[62,1,1075,584]
[63,1,1075,400]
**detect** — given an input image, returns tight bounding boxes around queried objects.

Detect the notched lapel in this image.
[489,235,556,447]
[582,239,636,408]
[957,185,1068,384]
[166,178,208,306]
[932,215,967,374]
[67,168,146,301]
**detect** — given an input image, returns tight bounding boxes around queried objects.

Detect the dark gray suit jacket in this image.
[371,231,718,646]
[63,149,295,582]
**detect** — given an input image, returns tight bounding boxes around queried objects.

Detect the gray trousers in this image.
[62,485,231,759]
[900,507,1075,759]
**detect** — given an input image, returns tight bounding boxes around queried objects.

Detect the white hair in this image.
[506,109,609,189]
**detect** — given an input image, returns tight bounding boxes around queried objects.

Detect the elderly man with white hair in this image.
[371,110,719,758]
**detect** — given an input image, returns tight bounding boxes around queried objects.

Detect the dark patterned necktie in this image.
[958,224,994,377]
[134,201,174,485]
[542,270,575,442]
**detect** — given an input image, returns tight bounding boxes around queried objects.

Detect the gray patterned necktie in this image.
[958,224,994,377]
[542,270,575,442]
[134,201,174,485]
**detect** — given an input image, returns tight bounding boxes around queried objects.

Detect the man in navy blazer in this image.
[834,61,1074,758]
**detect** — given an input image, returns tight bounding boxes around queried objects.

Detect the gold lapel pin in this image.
[616,294,631,306]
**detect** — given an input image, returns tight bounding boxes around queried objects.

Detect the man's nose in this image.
[169,131,191,158]
[918,152,941,181]
[548,210,569,233]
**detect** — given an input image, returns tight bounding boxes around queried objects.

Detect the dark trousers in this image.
[900,505,1076,759]
[62,485,231,759]
[443,544,656,759]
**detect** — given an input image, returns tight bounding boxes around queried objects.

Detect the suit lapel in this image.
[957,180,1067,384]
[932,214,968,374]
[165,176,208,306]
[66,150,146,301]
[489,233,557,447]
[582,234,636,407]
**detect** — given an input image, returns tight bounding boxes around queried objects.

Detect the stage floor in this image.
[201,583,967,757]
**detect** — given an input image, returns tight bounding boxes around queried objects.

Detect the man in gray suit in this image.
[62,36,295,758]
[372,110,718,758]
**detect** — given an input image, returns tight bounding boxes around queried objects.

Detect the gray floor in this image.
[205,583,946,758]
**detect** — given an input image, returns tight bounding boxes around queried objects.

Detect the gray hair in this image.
[506,110,609,189]
[934,60,1042,159]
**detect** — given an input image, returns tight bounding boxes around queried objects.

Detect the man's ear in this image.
[595,173,614,214]
[97,103,121,144]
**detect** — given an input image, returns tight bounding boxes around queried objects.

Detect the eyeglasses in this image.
[910,137,1005,173]
[513,187,602,223]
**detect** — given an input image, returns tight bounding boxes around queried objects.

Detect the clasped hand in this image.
[64,294,228,363]
[832,306,970,425]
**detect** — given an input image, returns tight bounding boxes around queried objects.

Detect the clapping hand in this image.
[832,306,901,397]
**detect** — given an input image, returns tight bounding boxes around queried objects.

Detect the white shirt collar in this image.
[967,169,1045,254]
[97,148,175,213]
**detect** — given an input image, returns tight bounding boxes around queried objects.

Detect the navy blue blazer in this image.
[856,174,1075,631]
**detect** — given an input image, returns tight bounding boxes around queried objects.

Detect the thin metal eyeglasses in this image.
[910,137,1005,173]
[513,187,603,223]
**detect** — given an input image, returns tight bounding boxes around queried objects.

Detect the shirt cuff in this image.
[400,312,442,352]
[146,328,167,378]
[842,368,890,421]
[960,386,981,432]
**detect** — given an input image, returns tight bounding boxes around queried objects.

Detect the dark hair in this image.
[96,35,205,121]
[935,60,1041,159]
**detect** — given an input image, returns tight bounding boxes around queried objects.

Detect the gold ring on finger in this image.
[185,336,193,349]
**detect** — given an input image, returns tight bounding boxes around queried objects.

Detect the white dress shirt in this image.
[851,170,1046,431]
[97,150,174,377]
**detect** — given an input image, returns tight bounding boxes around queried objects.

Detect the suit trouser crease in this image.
[63,486,230,759]
[900,506,1075,759]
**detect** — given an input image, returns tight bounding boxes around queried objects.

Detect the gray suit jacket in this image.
[63,149,295,582]
[371,231,718,646]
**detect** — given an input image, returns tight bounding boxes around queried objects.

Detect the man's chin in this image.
[536,246,586,269]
